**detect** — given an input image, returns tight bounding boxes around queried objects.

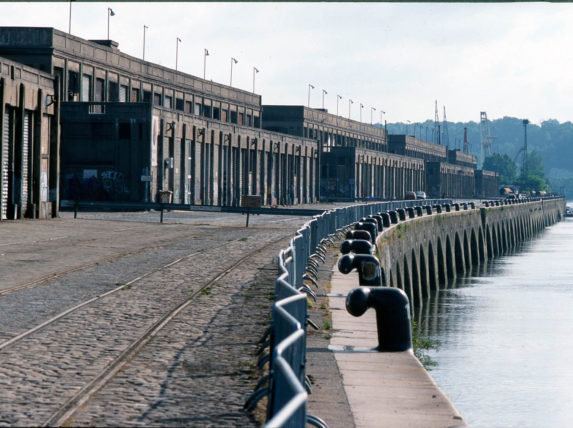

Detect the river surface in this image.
[416,215,573,428]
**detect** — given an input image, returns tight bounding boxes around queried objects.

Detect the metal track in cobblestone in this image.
[0,228,230,298]
[0,239,232,354]
[40,232,289,427]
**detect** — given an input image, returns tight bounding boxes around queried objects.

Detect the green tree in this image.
[483,153,517,183]
[523,150,545,178]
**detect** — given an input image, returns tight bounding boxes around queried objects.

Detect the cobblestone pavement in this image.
[0,212,318,426]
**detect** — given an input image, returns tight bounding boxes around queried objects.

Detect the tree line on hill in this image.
[385,117,573,197]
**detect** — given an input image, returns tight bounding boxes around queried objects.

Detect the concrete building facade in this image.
[0,27,317,206]
[0,56,58,220]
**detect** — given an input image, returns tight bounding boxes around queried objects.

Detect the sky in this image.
[1,2,573,126]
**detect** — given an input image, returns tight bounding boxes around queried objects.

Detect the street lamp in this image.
[230,57,238,86]
[348,99,354,119]
[203,48,209,79]
[175,37,181,71]
[68,0,73,34]
[308,84,315,107]
[523,119,530,177]
[252,67,259,93]
[322,89,327,109]
[336,95,342,116]
[370,107,376,125]
[142,25,148,60]
[107,7,115,40]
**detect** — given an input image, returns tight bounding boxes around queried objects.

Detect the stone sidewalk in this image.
[308,262,466,428]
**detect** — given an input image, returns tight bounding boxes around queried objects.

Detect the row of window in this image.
[58,67,261,128]
[303,126,387,152]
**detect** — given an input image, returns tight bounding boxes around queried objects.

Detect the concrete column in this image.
[191,126,200,205]
[181,124,189,204]
[16,83,25,219]
[49,79,60,218]
[0,78,5,220]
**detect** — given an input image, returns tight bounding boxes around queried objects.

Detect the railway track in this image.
[0,229,291,426]
[0,225,237,298]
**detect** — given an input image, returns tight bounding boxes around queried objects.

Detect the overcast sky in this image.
[2,2,572,125]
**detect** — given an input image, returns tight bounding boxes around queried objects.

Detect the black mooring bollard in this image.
[340,239,374,255]
[369,215,384,232]
[389,210,399,224]
[346,286,412,352]
[397,208,406,221]
[380,212,391,228]
[338,253,382,286]
[345,230,372,242]
[354,222,377,244]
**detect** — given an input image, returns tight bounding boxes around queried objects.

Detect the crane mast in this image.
[479,112,496,167]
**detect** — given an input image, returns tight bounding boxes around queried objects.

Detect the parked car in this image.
[415,191,427,200]
[405,191,417,200]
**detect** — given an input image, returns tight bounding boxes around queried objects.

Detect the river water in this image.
[416,215,573,428]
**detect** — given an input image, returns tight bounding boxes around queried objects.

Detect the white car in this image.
[415,191,427,200]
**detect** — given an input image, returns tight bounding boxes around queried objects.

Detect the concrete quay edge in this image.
[328,269,466,428]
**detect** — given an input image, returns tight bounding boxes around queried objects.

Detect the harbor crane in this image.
[479,112,496,167]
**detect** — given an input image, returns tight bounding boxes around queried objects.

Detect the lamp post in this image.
[523,119,530,177]
[107,7,115,40]
[370,107,376,125]
[348,99,353,119]
[203,49,209,79]
[230,57,238,86]
[175,37,181,71]
[143,25,148,60]
[68,0,73,34]
[336,95,342,116]
[322,89,327,109]
[307,84,315,107]
[252,67,259,93]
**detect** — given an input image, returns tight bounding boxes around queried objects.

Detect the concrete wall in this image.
[60,101,318,206]
[375,198,566,307]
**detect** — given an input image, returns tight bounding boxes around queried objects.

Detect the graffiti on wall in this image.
[63,169,129,201]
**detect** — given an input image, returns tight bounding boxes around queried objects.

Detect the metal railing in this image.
[246,199,449,427]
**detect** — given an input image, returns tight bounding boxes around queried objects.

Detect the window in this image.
[185,101,192,114]
[54,67,64,101]
[94,78,104,102]
[154,93,162,106]
[176,98,184,111]
[238,112,244,125]
[108,81,119,102]
[230,110,238,123]
[81,74,92,101]
[254,115,260,128]
[213,107,220,120]
[164,95,173,109]
[68,70,79,101]
[221,110,228,122]
[131,88,140,102]
[143,90,151,103]
[119,85,128,102]
[203,105,212,118]
[194,103,201,116]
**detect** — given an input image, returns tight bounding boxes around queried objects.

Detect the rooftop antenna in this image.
[434,100,440,144]
[463,127,469,153]
[442,106,450,147]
